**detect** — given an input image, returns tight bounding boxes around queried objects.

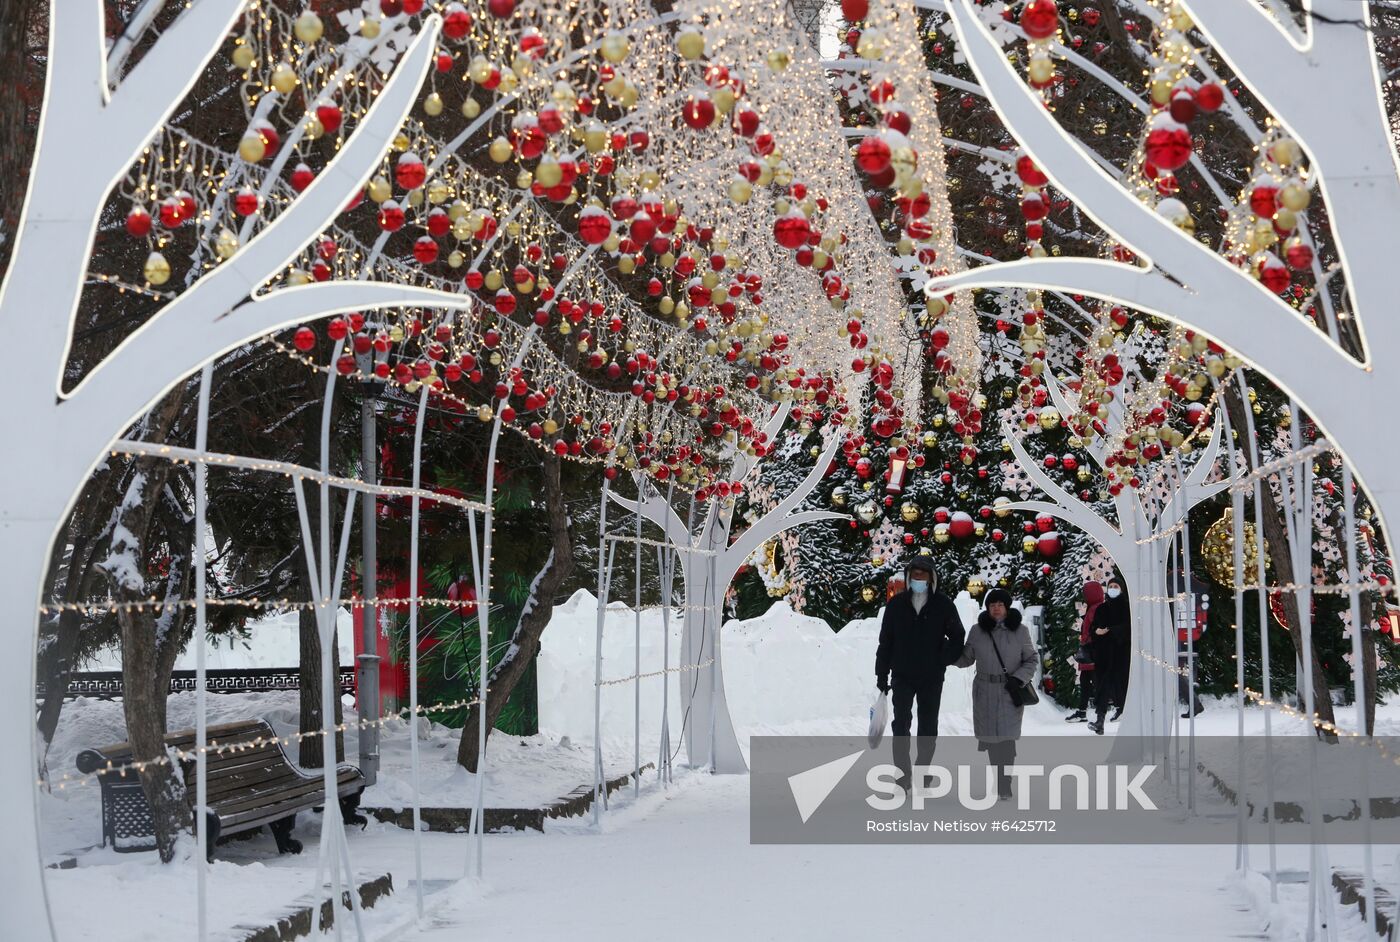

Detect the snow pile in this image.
[83,608,356,672]
[536,590,1003,748]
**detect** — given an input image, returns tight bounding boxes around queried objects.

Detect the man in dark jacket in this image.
[874,556,965,790]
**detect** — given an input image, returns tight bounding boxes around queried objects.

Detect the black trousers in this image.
[1114,642,1131,707]
[1077,670,1096,712]
[985,740,1016,797]
[1093,639,1123,718]
[890,674,944,782]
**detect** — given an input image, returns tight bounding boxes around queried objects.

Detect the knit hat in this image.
[984,587,1013,609]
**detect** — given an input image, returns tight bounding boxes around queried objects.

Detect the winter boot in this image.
[1064,710,1087,723]
[1109,707,1123,722]
[1088,718,1105,735]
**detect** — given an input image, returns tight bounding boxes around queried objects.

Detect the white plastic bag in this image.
[867,689,890,749]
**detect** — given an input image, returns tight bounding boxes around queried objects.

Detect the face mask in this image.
[1106,588,1122,599]
[909,579,929,595]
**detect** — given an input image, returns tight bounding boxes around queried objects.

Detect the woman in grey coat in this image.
[954,588,1039,800]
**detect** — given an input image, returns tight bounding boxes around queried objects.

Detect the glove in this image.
[876,676,890,695]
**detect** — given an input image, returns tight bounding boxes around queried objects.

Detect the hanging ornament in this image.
[143,251,171,285]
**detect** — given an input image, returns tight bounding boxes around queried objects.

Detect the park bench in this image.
[75,718,365,857]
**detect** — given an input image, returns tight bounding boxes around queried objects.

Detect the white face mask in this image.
[1106,587,1122,599]
[909,579,929,595]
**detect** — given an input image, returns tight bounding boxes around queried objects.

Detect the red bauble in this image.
[290,162,315,192]
[233,186,259,216]
[315,103,343,134]
[1015,154,1048,187]
[1020,0,1059,40]
[1169,89,1197,124]
[841,0,868,21]
[948,511,975,540]
[1284,238,1314,271]
[487,0,515,18]
[413,236,439,264]
[125,205,152,237]
[1258,253,1290,293]
[293,326,317,351]
[1020,191,1048,221]
[377,200,405,231]
[1035,513,1056,534]
[1194,82,1224,113]
[396,152,427,190]
[158,196,185,228]
[1250,183,1278,219]
[1144,115,1193,172]
[682,96,716,130]
[442,3,473,39]
[773,212,811,250]
[856,135,892,174]
[578,207,613,244]
[1037,532,1062,558]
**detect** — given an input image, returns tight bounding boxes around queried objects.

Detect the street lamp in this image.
[353,322,391,787]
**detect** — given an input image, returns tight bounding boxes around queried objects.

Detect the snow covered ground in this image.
[35,596,1400,941]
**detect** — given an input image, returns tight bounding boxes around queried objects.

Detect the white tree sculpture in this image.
[927,0,1400,548]
[0,7,515,937]
[608,401,845,772]
[1002,372,1232,738]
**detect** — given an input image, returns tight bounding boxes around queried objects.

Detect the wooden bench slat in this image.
[217,771,363,831]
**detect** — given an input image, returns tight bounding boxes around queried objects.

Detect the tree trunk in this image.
[457,450,574,772]
[105,460,194,862]
[298,596,344,767]
[1222,386,1337,736]
[0,0,38,276]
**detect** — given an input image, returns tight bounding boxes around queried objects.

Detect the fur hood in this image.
[977,607,1023,631]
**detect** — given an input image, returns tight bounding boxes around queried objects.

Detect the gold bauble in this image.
[271,62,298,95]
[367,176,392,203]
[860,585,878,603]
[900,502,921,523]
[1279,180,1311,212]
[488,136,512,163]
[966,577,986,598]
[424,92,444,117]
[677,29,706,60]
[294,11,324,44]
[1022,535,1038,554]
[1027,55,1055,85]
[922,431,938,448]
[231,41,257,70]
[143,251,171,285]
[933,524,951,544]
[238,132,267,163]
[462,98,482,119]
[830,486,848,508]
[1200,508,1268,586]
[601,32,631,63]
[856,29,887,59]
[767,49,791,71]
[214,228,239,260]
[360,15,381,39]
[1038,407,1062,430]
